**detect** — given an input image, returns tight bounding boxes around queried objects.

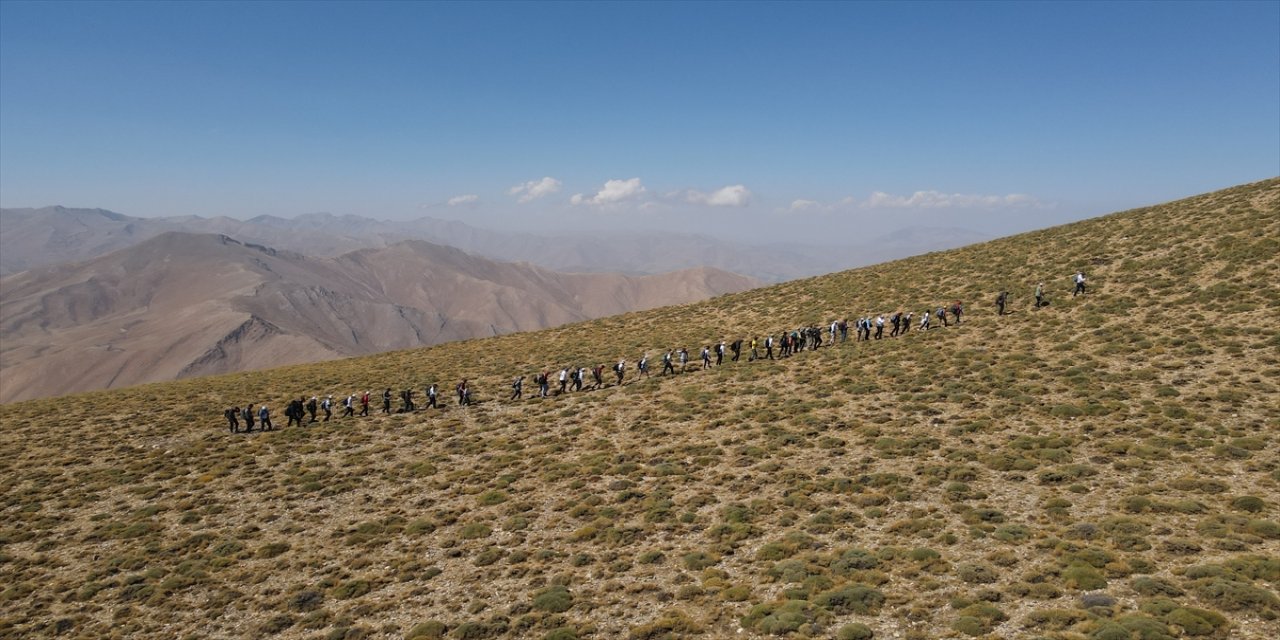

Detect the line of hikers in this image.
[223,267,1099,432]
[225,381,478,433]
[223,298,984,433]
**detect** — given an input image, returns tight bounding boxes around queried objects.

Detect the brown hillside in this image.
[0,179,1276,639]
[0,233,760,403]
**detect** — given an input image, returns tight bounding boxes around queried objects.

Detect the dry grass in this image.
[1,178,1278,639]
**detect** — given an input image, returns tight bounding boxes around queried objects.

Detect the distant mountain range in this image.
[0,232,759,403]
[0,206,990,282]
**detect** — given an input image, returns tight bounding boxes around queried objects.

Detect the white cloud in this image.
[509,177,562,203]
[570,177,646,206]
[686,184,751,207]
[447,194,479,206]
[787,199,824,213]
[862,190,1039,209]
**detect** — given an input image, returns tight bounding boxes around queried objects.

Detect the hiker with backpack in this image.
[730,339,742,362]
[1035,282,1045,308]
[285,397,303,427]
[258,405,273,431]
[1073,271,1087,296]
[511,376,524,400]
[359,391,370,416]
[638,354,650,378]
[701,346,712,369]
[342,394,355,418]
[225,406,240,433]
[614,359,626,385]
[426,384,439,408]
[306,396,318,423]
[951,301,963,324]
[996,291,1008,316]
[322,395,333,421]
[662,350,675,375]
[716,342,725,366]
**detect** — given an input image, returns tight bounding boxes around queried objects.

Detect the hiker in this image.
[462,385,472,406]
[1073,271,1087,296]
[614,359,626,385]
[285,397,302,427]
[403,389,415,412]
[951,301,963,323]
[829,320,838,345]
[511,376,524,400]
[679,348,689,371]
[920,310,931,331]
[873,315,883,339]
[536,372,549,397]
[426,384,438,409]
[902,312,913,334]
[306,396,318,422]
[558,368,569,395]
[730,339,742,362]
[701,346,711,369]
[381,388,392,414]
[342,395,355,418]
[456,379,469,406]
[996,291,1008,316]
[716,342,725,366]
[243,404,256,432]
[638,354,650,378]
[662,350,676,375]
[1035,282,1044,308]
[840,319,849,342]
[225,406,240,433]
[321,395,333,421]
[359,391,369,417]
[590,364,603,389]
[765,334,775,360]
[258,405,273,431]
[749,338,758,361]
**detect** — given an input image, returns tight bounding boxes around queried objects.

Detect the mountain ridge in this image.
[0,232,760,403]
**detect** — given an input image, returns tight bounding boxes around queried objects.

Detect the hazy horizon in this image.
[2,2,1277,245]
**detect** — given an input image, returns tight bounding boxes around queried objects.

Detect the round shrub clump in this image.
[532,585,574,613]
[836,622,874,640]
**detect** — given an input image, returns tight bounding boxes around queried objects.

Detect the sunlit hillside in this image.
[1,178,1277,639]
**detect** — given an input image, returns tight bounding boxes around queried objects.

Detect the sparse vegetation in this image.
[0,179,1278,637]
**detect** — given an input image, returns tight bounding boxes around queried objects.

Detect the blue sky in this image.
[1,1,1277,242]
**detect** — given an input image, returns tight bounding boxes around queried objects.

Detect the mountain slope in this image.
[0,179,1276,639]
[0,233,760,402]
[0,205,988,281]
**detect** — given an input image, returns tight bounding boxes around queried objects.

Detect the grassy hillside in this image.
[1,178,1277,640]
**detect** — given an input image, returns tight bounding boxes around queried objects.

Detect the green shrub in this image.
[812,584,884,614]
[1230,496,1265,513]
[1062,564,1107,590]
[836,622,874,640]
[741,600,824,636]
[406,621,448,639]
[1164,607,1227,636]
[532,585,573,613]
